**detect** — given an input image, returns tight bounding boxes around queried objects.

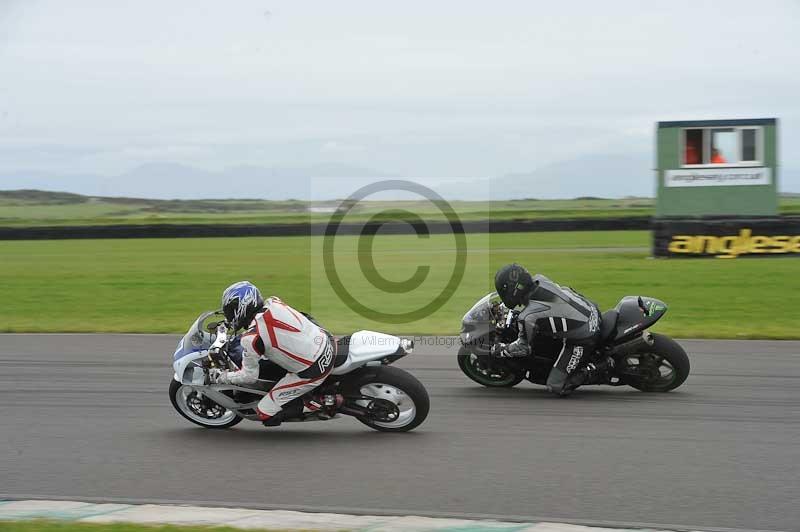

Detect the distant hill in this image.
[2,158,798,201]
[0,189,659,227]
[0,189,309,212]
[435,153,654,200]
[3,188,798,227]
[5,188,800,205]
[435,156,800,200]
[0,162,398,200]
[0,189,89,204]
[0,188,653,205]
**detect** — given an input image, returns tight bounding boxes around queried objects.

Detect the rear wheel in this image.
[343,366,429,432]
[169,379,243,429]
[619,334,690,392]
[457,346,526,387]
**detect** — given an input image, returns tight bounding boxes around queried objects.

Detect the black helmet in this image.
[494,263,535,308]
[221,281,264,330]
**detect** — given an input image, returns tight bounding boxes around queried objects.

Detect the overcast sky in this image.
[1,0,799,197]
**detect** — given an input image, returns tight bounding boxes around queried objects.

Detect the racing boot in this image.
[546,367,572,396]
[259,409,285,427]
[560,356,615,393]
[576,356,616,385]
[303,392,343,420]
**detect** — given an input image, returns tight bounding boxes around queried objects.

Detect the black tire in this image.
[457,346,526,388]
[169,379,243,429]
[620,333,690,392]
[342,366,430,432]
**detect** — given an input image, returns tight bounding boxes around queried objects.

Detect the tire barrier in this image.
[0,217,653,241]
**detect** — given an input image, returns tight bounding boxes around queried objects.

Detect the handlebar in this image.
[493,303,517,331]
[205,323,238,371]
[504,308,515,329]
[209,323,229,352]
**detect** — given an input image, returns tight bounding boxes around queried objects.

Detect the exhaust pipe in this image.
[612,331,655,357]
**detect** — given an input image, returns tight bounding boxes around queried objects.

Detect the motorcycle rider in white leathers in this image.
[209,281,335,426]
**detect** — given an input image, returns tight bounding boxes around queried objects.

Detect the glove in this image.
[491,343,509,358]
[208,368,227,384]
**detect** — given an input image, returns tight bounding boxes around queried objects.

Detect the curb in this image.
[0,500,699,532]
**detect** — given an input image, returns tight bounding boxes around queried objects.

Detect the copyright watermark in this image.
[317,179,467,325]
[342,334,465,350]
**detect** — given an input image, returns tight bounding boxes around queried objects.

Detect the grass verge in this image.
[4,193,799,227]
[0,195,651,226]
[0,231,798,338]
[0,522,292,532]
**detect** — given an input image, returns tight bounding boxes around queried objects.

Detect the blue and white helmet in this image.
[221,281,264,330]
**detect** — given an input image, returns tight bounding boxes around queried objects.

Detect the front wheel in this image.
[343,366,430,432]
[169,379,243,429]
[618,334,690,392]
[457,346,526,387]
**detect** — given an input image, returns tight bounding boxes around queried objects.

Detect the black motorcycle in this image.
[458,292,690,392]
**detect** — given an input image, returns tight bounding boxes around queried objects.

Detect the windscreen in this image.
[462,292,499,325]
[173,310,219,361]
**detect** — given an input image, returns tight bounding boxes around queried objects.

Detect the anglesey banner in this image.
[653,218,800,258]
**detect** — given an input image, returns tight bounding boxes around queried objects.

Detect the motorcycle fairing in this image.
[612,296,668,342]
[331,330,405,375]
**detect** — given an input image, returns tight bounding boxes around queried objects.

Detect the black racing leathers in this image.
[502,274,601,395]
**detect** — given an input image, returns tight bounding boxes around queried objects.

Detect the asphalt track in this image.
[1,335,798,531]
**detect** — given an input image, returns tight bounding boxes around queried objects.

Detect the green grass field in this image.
[0,191,654,226]
[1,231,797,338]
[3,190,799,227]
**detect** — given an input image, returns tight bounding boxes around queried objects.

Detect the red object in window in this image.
[685,144,700,164]
[711,151,727,164]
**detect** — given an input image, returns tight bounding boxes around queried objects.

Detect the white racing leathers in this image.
[218,297,335,420]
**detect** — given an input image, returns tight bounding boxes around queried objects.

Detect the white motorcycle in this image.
[169,311,429,432]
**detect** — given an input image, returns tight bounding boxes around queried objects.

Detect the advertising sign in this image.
[664,167,771,188]
[653,219,800,258]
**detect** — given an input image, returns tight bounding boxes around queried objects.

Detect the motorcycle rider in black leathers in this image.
[492,263,613,395]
